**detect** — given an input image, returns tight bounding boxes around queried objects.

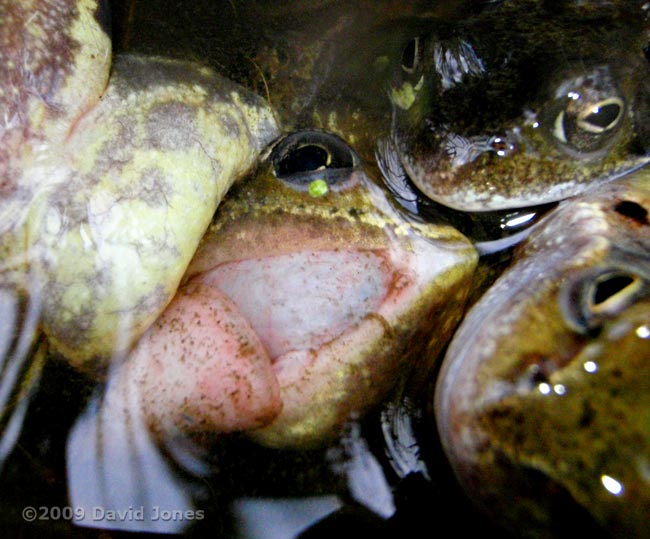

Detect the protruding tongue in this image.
[127,282,281,436]
[197,250,392,359]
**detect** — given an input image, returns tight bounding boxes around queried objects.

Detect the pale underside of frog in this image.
[387,0,650,211]
[435,170,650,537]
[0,0,279,370]
[0,0,279,478]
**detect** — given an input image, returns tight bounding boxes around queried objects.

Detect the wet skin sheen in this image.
[388,0,650,211]
[0,0,279,368]
[436,170,650,537]
[102,131,479,451]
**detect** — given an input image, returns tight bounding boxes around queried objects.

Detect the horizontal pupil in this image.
[277,145,329,176]
[592,274,635,305]
[402,38,418,70]
[584,103,621,129]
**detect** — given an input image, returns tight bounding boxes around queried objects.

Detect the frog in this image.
[118,0,557,251]
[385,0,650,212]
[88,129,479,451]
[65,129,478,533]
[0,0,279,371]
[434,169,650,537]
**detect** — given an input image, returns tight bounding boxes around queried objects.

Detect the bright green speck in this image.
[309,179,329,197]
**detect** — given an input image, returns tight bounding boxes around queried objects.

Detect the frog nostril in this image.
[489,135,516,157]
[613,200,650,226]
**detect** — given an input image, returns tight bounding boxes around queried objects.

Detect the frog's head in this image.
[435,170,650,536]
[388,0,650,211]
[123,131,478,450]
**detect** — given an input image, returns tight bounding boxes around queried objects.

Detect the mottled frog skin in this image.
[435,170,650,537]
[0,0,279,369]
[388,0,650,211]
[96,130,479,451]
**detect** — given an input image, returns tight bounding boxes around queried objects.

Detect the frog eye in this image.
[271,131,357,190]
[576,98,624,133]
[560,269,644,333]
[587,272,641,315]
[552,96,625,153]
[401,37,421,74]
[275,144,331,177]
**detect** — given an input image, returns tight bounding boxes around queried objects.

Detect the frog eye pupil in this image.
[591,274,637,307]
[271,131,357,188]
[560,270,643,333]
[276,145,330,177]
[401,37,420,73]
[578,101,623,133]
[552,96,625,152]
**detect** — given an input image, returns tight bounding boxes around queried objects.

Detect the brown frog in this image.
[435,169,650,537]
[387,0,650,211]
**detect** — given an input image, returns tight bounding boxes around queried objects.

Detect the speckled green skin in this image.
[435,170,650,537]
[389,0,650,211]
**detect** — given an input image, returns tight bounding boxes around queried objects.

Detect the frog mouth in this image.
[189,243,440,447]
[193,248,399,370]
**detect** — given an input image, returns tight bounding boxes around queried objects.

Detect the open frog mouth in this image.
[193,249,396,368]
[188,244,423,447]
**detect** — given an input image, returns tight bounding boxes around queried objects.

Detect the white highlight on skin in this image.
[636,325,650,339]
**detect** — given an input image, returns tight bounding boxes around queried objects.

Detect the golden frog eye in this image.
[587,272,642,315]
[560,268,645,333]
[577,97,624,133]
[552,96,625,153]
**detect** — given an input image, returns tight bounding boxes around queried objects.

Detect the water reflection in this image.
[232,497,344,539]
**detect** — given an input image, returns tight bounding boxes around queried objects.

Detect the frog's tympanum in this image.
[0,0,279,369]
[435,170,650,537]
[387,0,650,211]
[90,130,478,452]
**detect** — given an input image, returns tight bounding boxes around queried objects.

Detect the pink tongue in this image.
[127,282,281,434]
[197,250,392,358]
